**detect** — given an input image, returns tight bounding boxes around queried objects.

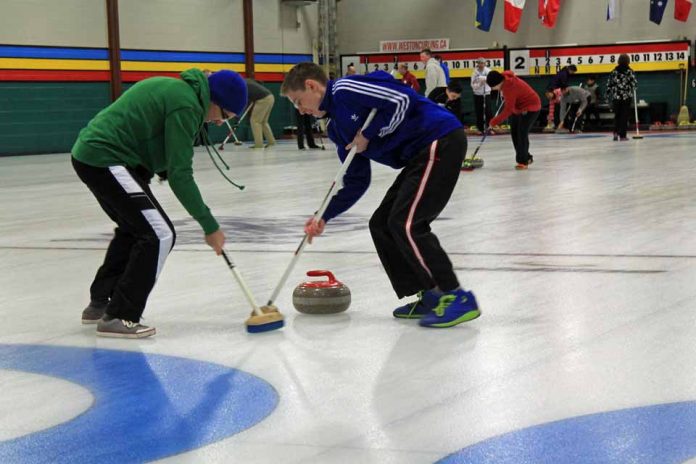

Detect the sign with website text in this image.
[357,49,505,79]
[509,41,691,76]
[379,38,450,53]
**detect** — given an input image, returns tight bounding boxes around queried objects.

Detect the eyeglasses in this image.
[289,95,302,110]
[219,107,234,121]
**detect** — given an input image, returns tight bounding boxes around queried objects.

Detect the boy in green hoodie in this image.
[71,68,247,338]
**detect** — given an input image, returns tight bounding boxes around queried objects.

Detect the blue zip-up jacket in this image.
[319,71,462,222]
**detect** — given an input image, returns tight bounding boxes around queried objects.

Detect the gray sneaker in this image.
[82,301,107,325]
[96,317,156,339]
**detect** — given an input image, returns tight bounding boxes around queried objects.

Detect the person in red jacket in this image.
[397,63,421,93]
[487,70,541,170]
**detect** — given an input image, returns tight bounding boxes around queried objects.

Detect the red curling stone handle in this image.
[306,270,337,283]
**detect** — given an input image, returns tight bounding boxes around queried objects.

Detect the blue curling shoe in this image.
[419,289,481,328]
[393,290,440,319]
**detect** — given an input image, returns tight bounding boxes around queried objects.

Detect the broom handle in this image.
[222,250,263,316]
[266,108,378,307]
[684,66,689,105]
[469,99,504,160]
[633,89,641,136]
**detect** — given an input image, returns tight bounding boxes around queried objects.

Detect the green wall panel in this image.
[2,71,693,156]
[0,82,110,155]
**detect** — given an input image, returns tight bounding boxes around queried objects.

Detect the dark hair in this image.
[568,65,578,72]
[434,55,442,61]
[281,62,328,95]
[587,74,597,81]
[420,48,433,57]
[559,84,568,91]
[486,70,504,87]
[447,80,463,94]
[618,54,631,67]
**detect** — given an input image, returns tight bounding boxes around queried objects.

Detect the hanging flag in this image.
[675,0,692,21]
[539,0,561,28]
[650,0,669,24]
[475,0,498,31]
[606,0,619,20]
[504,0,527,32]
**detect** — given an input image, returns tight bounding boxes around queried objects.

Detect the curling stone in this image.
[461,158,484,171]
[292,270,351,314]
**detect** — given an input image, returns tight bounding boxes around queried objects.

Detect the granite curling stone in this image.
[292,270,351,314]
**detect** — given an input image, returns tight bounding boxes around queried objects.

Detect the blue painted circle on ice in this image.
[0,344,278,463]
[436,401,696,463]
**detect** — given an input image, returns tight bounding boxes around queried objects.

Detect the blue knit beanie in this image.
[208,70,248,116]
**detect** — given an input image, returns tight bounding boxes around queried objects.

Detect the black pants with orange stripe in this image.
[369,128,466,298]
[72,157,176,322]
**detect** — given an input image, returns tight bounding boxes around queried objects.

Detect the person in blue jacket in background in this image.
[280,62,481,328]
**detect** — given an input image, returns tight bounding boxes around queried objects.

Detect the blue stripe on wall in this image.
[121,50,245,63]
[254,54,313,64]
[0,45,107,60]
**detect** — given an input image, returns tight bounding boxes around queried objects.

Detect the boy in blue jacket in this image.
[280,63,480,328]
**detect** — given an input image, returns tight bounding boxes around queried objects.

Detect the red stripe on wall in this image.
[0,70,110,81]
[122,71,180,82]
[255,72,284,82]
[365,51,504,63]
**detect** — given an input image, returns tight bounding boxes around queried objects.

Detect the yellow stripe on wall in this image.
[122,61,245,72]
[0,58,109,70]
[529,61,688,75]
[253,63,296,73]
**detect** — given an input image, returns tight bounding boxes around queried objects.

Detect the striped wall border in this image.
[0,45,312,82]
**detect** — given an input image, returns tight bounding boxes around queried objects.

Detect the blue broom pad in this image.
[246,319,285,333]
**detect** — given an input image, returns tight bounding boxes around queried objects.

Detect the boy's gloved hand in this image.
[304,217,326,244]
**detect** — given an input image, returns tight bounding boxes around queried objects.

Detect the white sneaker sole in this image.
[96,328,156,339]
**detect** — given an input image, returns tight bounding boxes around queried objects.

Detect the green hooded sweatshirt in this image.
[72,68,219,234]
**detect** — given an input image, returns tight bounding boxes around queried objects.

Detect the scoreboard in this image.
[509,41,691,76]
[354,49,506,79]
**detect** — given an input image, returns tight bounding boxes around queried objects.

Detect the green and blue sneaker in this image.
[419,289,481,328]
[393,290,439,319]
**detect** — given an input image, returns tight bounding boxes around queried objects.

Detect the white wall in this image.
[119,0,244,51]
[0,0,107,47]
[0,0,317,55]
[255,1,318,54]
[337,0,696,53]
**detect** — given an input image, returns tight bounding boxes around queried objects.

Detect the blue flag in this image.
[650,0,669,24]
[476,0,497,31]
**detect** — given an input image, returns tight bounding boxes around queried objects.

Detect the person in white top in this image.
[419,48,447,100]
[470,57,492,133]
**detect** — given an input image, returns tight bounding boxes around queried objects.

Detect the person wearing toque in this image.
[487,70,541,170]
[71,68,247,338]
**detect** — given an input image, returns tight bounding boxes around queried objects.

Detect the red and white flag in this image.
[539,0,561,28]
[505,0,527,32]
[675,0,692,21]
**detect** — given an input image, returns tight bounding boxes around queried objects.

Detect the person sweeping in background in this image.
[557,85,591,133]
[281,63,480,329]
[487,70,541,170]
[72,69,247,338]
